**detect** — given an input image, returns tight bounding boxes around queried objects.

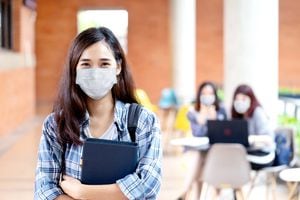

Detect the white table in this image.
[170,135,274,150]
[170,136,209,150]
[279,168,300,200]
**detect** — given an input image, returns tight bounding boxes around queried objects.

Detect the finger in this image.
[63,175,72,180]
[59,180,65,189]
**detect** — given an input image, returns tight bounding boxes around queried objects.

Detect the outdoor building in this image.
[0,0,300,199]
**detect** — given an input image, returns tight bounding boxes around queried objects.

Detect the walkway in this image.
[0,116,291,200]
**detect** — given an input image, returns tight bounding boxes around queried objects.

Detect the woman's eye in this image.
[101,63,110,67]
[80,63,90,68]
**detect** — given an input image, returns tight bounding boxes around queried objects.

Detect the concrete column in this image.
[224,0,279,124]
[170,0,196,104]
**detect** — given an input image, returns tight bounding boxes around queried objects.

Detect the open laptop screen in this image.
[207,120,249,147]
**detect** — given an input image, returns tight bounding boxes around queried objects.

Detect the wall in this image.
[36,0,170,110]
[196,0,300,91]
[0,67,35,136]
[0,0,36,136]
[35,0,300,113]
[196,0,223,88]
[279,0,300,89]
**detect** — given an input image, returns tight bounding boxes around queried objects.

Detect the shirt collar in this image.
[80,100,127,134]
[114,100,126,132]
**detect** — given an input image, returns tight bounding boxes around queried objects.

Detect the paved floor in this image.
[0,117,41,200]
[160,145,290,200]
[0,116,293,200]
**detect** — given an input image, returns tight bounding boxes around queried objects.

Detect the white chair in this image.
[201,143,251,200]
[247,127,297,200]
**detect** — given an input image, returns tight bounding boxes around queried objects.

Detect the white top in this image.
[85,122,118,140]
[247,107,274,137]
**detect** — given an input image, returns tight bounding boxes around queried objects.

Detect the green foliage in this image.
[279,87,300,95]
[278,115,298,125]
[217,89,224,101]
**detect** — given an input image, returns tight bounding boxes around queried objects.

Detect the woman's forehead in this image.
[202,85,214,93]
[80,41,114,59]
[236,93,249,100]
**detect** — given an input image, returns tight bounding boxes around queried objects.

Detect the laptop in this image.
[207,120,249,147]
[81,138,138,185]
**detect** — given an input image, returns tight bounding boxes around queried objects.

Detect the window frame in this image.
[0,0,12,50]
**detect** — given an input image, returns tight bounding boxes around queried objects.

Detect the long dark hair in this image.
[194,81,220,112]
[54,27,138,145]
[231,84,261,119]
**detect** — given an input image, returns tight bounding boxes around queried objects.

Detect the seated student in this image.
[187,82,227,137]
[231,84,275,169]
[177,81,227,200]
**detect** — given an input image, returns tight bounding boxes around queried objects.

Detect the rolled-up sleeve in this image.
[117,110,162,199]
[35,114,64,200]
[252,107,274,137]
[187,111,207,137]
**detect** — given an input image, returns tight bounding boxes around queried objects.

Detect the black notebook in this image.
[80,138,138,185]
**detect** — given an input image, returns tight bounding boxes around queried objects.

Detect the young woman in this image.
[34,27,162,200]
[187,81,227,137]
[231,84,275,169]
[178,81,227,200]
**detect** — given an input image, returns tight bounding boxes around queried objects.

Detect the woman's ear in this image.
[116,61,122,75]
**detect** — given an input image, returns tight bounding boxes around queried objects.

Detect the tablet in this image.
[81,138,138,185]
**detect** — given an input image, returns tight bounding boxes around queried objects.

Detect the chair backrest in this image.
[158,88,178,109]
[174,104,191,134]
[274,126,297,166]
[135,89,157,112]
[202,143,251,189]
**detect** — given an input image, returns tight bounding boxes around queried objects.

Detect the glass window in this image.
[77,9,128,53]
[0,0,12,50]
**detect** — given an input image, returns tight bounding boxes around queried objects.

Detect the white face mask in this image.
[76,68,117,100]
[200,95,215,106]
[234,99,250,114]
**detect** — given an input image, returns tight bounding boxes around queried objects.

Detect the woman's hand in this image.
[197,105,217,124]
[206,105,217,120]
[60,176,128,200]
[60,175,84,200]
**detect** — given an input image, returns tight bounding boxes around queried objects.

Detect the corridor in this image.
[0,115,291,200]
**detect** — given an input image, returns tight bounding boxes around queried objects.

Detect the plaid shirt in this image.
[35,101,162,200]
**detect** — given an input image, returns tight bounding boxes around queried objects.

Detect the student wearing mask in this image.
[177,81,227,200]
[34,27,162,200]
[231,84,275,169]
[187,81,227,137]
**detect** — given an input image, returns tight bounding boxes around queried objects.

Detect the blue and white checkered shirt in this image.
[35,101,162,200]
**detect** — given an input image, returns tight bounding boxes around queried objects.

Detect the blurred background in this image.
[0,0,300,199]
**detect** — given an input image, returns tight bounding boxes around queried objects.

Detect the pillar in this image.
[170,0,196,104]
[224,0,279,125]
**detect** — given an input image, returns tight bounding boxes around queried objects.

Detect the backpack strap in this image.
[60,142,66,181]
[127,103,142,142]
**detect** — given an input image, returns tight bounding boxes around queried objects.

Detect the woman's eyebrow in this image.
[99,58,112,61]
[78,58,112,62]
[79,58,91,62]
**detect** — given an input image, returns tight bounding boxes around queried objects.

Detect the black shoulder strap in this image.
[127,103,142,142]
[60,143,66,181]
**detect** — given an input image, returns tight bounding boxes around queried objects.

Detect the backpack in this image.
[273,132,292,166]
[127,103,142,142]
